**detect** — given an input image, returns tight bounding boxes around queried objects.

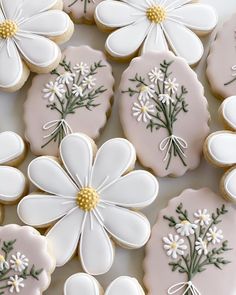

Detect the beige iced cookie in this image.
[204,96,236,202]
[0,0,74,92]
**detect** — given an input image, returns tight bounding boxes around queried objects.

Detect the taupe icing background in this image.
[0,1,236,294]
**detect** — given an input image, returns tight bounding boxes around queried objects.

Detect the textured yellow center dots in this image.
[77,187,100,211]
[146,5,166,23]
[0,20,18,39]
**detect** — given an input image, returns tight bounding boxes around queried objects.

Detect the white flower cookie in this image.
[17,133,159,275]
[0,131,27,222]
[95,0,217,64]
[204,96,236,202]
[0,224,55,295]
[64,273,145,295]
[0,0,74,92]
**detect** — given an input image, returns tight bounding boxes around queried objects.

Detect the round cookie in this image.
[119,51,210,177]
[0,224,55,295]
[0,0,74,92]
[64,273,145,295]
[95,0,217,65]
[144,188,236,295]
[63,0,103,24]
[204,96,236,202]
[207,13,236,99]
[0,131,28,223]
[24,46,114,156]
[17,133,159,275]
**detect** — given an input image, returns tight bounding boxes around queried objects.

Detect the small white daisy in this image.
[207,226,224,245]
[159,94,174,106]
[194,209,211,226]
[163,234,187,259]
[56,72,75,85]
[138,84,155,102]
[164,78,179,94]
[148,68,164,84]
[0,254,9,271]
[8,275,24,293]
[132,101,155,123]
[82,75,96,89]
[10,252,29,272]
[42,81,66,102]
[175,220,197,237]
[72,84,84,98]
[73,62,90,76]
[195,237,208,255]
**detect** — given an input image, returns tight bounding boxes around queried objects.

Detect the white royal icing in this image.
[0,131,26,203]
[18,133,159,275]
[221,96,236,130]
[0,0,71,88]
[95,0,217,65]
[64,273,145,295]
[224,169,236,201]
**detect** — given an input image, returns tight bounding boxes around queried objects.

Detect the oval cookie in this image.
[144,188,236,295]
[207,13,236,99]
[24,46,114,156]
[119,51,210,177]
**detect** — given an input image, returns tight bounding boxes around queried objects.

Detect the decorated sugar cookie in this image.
[0,132,27,222]
[144,188,236,295]
[18,133,159,275]
[64,273,145,295]
[63,0,103,24]
[207,13,236,99]
[95,0,217,64]
[204,96,236,202]
[24,46,114,156]
[119,51,210,177]
[0,0,74,92]
[0,224,55,295]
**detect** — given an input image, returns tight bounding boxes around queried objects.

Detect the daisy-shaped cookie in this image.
[0,0,74,92]
[64,273,145,295]
[18,133,159,275]
[95,0,217,65]
[0,131,27,222]
[204,96,236,202]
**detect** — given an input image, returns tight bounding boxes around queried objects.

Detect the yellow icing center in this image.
[146,6,166,23]
[0,255,5,262]
[77,187,99,211]
[141,106,148,113]
[0,20,18,39]
[181,220,190,225]
[15,259,22,266]
[171,242,177,250]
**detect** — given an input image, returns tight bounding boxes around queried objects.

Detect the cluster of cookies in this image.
[1,0,236,294]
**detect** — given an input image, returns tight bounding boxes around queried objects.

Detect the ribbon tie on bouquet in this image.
[168,281,201,295]
[43,119,73,139]
[159,135,188,161]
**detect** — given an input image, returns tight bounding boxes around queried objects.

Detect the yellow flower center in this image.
[171,242,177,250]
[0,255,5,262]
[15,259,22,266]
[146,6,166,23]
[0,20,18,39]
[181,220,190,225]
[77,187,99,211]
[140,85,149,92]
[141,106,147,113]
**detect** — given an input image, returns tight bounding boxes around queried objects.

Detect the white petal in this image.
[0,6,4,22]
[28,157,78,197]
[17,195,75,226]
[164,0,192,9]
[141,24,168,54]
[91,138,136,190]
[95,1,139,28]
[106,277,144,295]
[0,40,23,88]
[0,132,25,165]
[80,215,114,275]
[64,274,101,295]
[15,33,59,68]
[20,0,58,18]
[47,208,84,267]
[0,167,25,202]
[170,4,217,32]
[99,205,150,248]
[101,170,158,208]
[60,134,94,188]
[105,19,150,58]
[19,10,70,36]
[124,0,148,8]
[0,0,23,19]
[163,20,203,65]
